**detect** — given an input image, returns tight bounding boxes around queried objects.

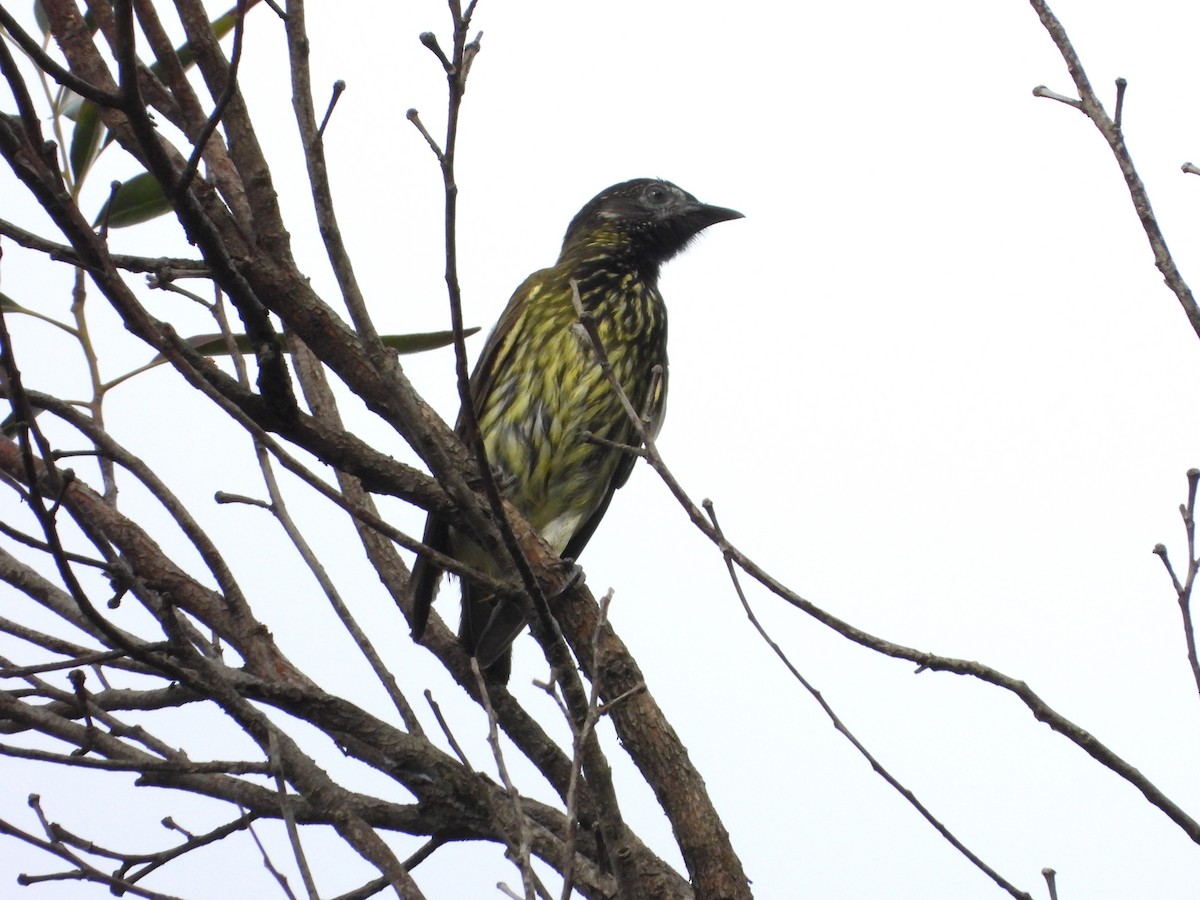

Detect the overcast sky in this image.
[3,1,1200,898]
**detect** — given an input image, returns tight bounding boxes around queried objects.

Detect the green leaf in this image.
[382,328,482,354]
[58,89,85,121]
[107,327,480,392]
[201,328,479,357]
[0,291,25,313]
[143,328,481,364]
[42,3,250,192]
[1,408,44,439]
[0,292,77,335]
[94,172,172,229]
[69,101,106,184]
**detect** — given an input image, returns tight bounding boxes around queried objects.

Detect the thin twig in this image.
[0,645,161,678]
[422,9,565,657]
[471,659,536,900]
[1031,84,1083,109]
[17,388,510,602]
[559,590,613,900]
[316,79,345,140]
[1042,868,1058,900]
[0,743,269,774]
[1029,0,1200,340]
[405,108,445,159]
[0,812,188,900]
[1154,469,1200,699]
[269,731,313,900]
[703,500,1031,900]
[0,520,112,570]
[570,264,1200,847]
[242,814,300,900]
[176,0,249,198]
[415,10,596,760]
[284,0,383,350]
[0,216,208,275]
[209,282,427,733]
[424,690,472,770]
[119,811,263,887]
[0,6,121,106]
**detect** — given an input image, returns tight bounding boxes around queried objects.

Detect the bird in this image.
[409,178,742,682]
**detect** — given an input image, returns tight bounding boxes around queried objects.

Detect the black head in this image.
[560,178,742,272]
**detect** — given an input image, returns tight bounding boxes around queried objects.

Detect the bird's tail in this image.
[409,515,448,640]
[461,584,515,684]
[412,518,519,683]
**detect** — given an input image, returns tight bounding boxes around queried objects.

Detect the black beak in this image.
[652,196,743,263]
[681,201,744,232]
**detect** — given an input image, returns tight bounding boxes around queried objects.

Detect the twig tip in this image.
[1032,84,1084,110]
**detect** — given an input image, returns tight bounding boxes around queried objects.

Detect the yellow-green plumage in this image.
[478,261,666,550]
[410,179,741,681]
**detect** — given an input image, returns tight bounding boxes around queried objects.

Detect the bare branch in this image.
[703,501,1032,900]
[570,262,1200,848]
[1029,0,1200,341]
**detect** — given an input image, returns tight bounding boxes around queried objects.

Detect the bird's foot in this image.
[491,466,517,494]
[548,558,585,601]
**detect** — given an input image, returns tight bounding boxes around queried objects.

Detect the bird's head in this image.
[560,179,742,276]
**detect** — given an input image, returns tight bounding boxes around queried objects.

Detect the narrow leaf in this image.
[143,328,481,364]
[69,101,106,183]
[0,292,77,335]
[94,172,172,229]
[382,328,482,354]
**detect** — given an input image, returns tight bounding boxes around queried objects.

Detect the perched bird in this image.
[410,178,742,682]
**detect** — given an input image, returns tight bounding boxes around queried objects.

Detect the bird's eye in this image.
[644,185,671,205]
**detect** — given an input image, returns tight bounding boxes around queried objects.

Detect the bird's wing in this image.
[408,272,548,639]
[562,356,668,561]
[465,270,551,417]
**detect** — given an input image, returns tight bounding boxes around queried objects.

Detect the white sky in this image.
[3,1,1200,898]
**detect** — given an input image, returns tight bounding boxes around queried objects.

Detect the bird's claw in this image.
[548,559,585,601]
[491,465,517,494]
